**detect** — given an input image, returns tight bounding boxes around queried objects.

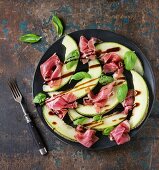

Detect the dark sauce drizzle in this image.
[117,77,125,80]
[65,59,78,64]
[133,102,140,108]
[49,111,55,115]
[48,71,75,82]
[135,90,141,96]
[89,64,101,69]
[114,81,124,86]
[96,47,120,56]
[52,122,57,125]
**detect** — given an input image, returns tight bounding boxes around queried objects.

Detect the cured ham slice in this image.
[122,90,135,114]
[49,109,68,119]
[75,127,99,148]
[101,52,121,63]
[46,93,77,119]
[109,120,130,145]
[113,67,124,79]
[79,36,97,64]
[100,53,123,78]
[40,53,63,87]
[76,125,85,133]
[83,82,115,112]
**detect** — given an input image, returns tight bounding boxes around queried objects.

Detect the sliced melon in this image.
[129,70,149,129]
[85,112,127,131]
[43,35,79,92]
[62,35,78,57]
[68,109,84,121]
[70,59,102,98]
[68,109,101,126]
[48,91,62,97]
[96,42,144,75]
[43,105,77,141]
[76,79,127,116]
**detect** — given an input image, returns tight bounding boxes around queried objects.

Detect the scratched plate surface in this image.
[33,29,155,149]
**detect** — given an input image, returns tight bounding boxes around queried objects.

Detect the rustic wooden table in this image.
[0,0,159,169]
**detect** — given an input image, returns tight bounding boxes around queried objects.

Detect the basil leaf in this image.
[99,73,114,85]
[73,117,88,125]
[65,50,80,69]
[103,126,114,136]
[124,51,137,70]
[19,34,42,43]
[52,15,63,37]
[66,61,78,69]
[66,50,79,61]
[93,115,102,121]
[70,72,91,81]
[117,84,128,103]
[33,93,46,105]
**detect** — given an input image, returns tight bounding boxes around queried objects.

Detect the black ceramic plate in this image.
[33,29,156,150]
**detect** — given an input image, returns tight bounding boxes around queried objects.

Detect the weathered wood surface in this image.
[0,0,159,169]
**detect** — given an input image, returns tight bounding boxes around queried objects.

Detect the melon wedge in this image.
[129,70,149,129]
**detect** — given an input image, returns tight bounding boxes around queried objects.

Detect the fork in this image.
[8,78,47,155]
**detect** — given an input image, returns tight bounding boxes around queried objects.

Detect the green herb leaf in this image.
[124,51,137,70]
[93,115,102,121]
[19,34,42,43]
[73,117,88,125]
[65,50,80,69]
[52,15,63,37]
[66,50,79,61]
[103,126,114,136]
[117,84,128,103]
[66,61,78,69]
[33,93,46,105]
[99,73,114,85]
[70,72,91,82]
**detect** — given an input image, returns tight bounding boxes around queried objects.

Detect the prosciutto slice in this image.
[46,93,77,119]
[108,91,134,144]
[100,53,123,78]
[122,90,135,114]
[79,36,97,64]
[76,125,85,133]
[40,53,63,87]
[109,120,130,145]
[83,82,115,112]
[75,127,99,148]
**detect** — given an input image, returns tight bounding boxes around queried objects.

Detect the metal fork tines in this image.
[8,78,22,103]
[8,78,28,117]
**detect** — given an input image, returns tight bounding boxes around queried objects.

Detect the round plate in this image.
[33,29,156,150]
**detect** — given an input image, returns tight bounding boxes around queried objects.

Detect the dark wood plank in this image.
[0,0,159,169]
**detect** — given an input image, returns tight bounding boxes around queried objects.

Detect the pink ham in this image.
[83,82,115,112]
[79,36,88,53]
[113,67,124,79]
[75,128,99,148]
[100,53,123,77]
[101,52,121,63]
[49,109,68,119]
[46,93,77,119]
[109,120,130,145]
[40,53,63,87]
[79,36,97,64]
[103,63,118,74]
[88,37,98,50]
[122,90,135,114]
[76,125,85,133]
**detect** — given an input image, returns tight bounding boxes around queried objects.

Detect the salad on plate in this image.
[33,35,149,148]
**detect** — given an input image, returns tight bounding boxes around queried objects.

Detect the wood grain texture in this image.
[0,0,159,169]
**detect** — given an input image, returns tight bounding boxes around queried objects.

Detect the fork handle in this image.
[25,115,47,155]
